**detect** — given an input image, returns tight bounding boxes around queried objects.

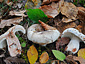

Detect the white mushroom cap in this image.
[0,25,26,57]
[27,24,60,46]
[62,28,85,43]
[61,28,85,54]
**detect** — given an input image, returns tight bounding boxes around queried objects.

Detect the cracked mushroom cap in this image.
[27,21,60,46]
[0,25,26,57]
[61,28,85,43]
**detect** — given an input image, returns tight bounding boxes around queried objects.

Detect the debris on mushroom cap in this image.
[62,28,85,43]
[0,25,26,57]
[27,20,60,46]
[61,28,85,54]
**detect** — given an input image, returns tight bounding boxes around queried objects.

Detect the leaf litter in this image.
[0,0,85,64]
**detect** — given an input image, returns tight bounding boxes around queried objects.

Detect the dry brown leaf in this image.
[61,2,78,20]
[65,55,78,64]
[73,56,85,64]
[39,52,49,64]
[4,57,25,64]
[9,10,27,17]
[80,22,85,35]
[78,48,85,59]
[62,16,76,23]
[0,0,3,2]
[39,2,60,18]
[56,22,77,33]
[27,45,38,64]
[77,7,85,21]
[56,37,70,50]
[42,0,60,5]
[0,17,23,28]
[42,0,50,5]
[76,25,82,32]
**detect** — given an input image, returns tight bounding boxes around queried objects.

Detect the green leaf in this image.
[52,50,66,61]
[21,42,26,47]
[26,9,48,23]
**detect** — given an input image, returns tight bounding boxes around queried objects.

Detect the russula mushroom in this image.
[61,28,85,54]
[27,20,60,46]
[0,25,26,57]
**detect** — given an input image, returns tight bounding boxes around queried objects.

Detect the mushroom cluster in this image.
[27,20,60,46]
[0,25,26,57]
[61,28,85,54]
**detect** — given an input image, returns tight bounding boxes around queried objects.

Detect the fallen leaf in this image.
[39,52,49,64]
[39,2,60,18]
[61,2,78,20]
[62,16,76,23]
[52,50,66,61]
[27,45,38,64]
[42,0,50,5]
[50,0,60,2]
[56,37,70,50]
[0,17,23,28]
[34,62,40,64]
[65,55,78,64]
[25,0,41,9]
[57,22,77,33]
[78,48,85,59]
[26,9,48,23]
[0,49,5,57]
[4,57,25,64]
[0,0,3,2]
[9,10,27,17]
[42,0,60,5]
[80,22,85,34]
[76,25,82,32]
[77,7,85,21]
[73,56,85,64]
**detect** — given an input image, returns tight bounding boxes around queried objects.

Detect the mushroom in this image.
[61,28,85,54]
[0,25,26,57]
[27,20,60,46]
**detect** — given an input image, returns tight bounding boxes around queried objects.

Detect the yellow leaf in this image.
[27,45,38,64]
[78,48,85,59]
[39,52,49,64]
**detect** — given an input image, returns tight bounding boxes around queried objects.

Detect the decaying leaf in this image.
[42,0,60,5]
[65,55,78,64]
[9,10,27,17]
[39,52,49,64]
[77,7,85,21]
[0,0,3,2]
[25,0,41,9]
[27,45,38,64]
[0,49,5,57]
[56,37,70,50]
[39,2,60,18]
[56,22,77,33]
[76,25,82,32]
[42,0,50,5]
[62,16,76,23]
[78,48,85,59]
[0,17,23,28]
[34,62,40,64]
[61,1,78,20]
[80,22,85,35]
[73,56,85,64]
[4,57,25,64]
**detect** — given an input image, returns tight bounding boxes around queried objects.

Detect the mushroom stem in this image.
[66,35,80,54]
